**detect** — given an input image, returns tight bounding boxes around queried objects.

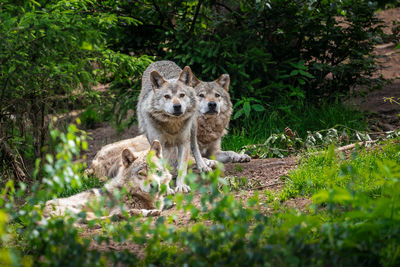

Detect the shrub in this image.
[102,0,381,134]
[0,0,150,181]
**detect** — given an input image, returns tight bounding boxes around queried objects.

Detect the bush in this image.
[97,0,380,139]
[0,0,151,181]
[106,0,382,103]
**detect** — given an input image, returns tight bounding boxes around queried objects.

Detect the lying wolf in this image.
[87,135,218,180]
[43,140,172,221]
[137,61,210,193]
[192,73,251,163]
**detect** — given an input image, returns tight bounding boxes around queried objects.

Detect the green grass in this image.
[222,102,368,151]
[279,139,400,201]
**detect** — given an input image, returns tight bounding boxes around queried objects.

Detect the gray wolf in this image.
[192,73,251,163]
[88,135,218,178]
[137,60,210,193]
[88,134,174,195]
[43,140,172,221]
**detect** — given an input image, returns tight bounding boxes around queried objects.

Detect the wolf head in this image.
[120,140,172,193]
[149,66,197,117]
[192,74,232,116]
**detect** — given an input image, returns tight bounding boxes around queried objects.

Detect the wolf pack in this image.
[43,60,251,221]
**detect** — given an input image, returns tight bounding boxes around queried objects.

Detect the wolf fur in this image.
[137,60,210,193]
[191,73,251,163]
[43,141,172,221]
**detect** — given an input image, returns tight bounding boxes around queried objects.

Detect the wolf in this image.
[87,135,218,180]
[88,135,174,195]
[43,140,172,221]
[192,74,251,163]
[137,60,210,193]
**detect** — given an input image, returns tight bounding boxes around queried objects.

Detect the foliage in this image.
[241,124,397,158]
[95,50,153,130]
[0,0,102,163]
[0,0,151,181]
[280,139,400,200]
[89,0,383,133]
[222,102,369,152]
[156,0,382,104]
[233,97,265,120]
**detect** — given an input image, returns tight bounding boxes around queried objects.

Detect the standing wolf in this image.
[192,74,251,163]
[137,61,210,193]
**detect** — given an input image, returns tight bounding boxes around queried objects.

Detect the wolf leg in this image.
[191,123,212,173]
[175,143,191,193]
[215,150,251,163]
[123,208,161,217]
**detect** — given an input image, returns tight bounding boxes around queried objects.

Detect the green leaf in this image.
[81,41,93,50]
[233,108,244,119]
[299,70,314,78]
[252,104,265,112]
[243,102,251,118]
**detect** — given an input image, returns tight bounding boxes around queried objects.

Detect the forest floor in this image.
[349,7,400,130]
[80,8,400,252]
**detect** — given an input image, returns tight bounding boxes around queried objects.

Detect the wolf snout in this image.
[173,103,182,111]
[172,103,183,115]
[208,102,217,110]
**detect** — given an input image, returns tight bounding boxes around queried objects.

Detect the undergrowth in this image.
[279,139,400,201]
[223,102,368,152]
[1,126,399,266]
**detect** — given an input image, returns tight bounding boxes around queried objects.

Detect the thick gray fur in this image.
[137,60,210,193]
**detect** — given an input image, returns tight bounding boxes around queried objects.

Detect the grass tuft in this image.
[223,102,368,152]
[279,139,400,201]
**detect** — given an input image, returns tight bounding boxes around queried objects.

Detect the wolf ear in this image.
[191,73,201,87]
[178,66,193,86]
[122,148,138,167]
[150,71,166,90]
[216,74,230,91]
[150,140,162,158]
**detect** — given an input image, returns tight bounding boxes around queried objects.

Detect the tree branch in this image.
[0,137,28,182]
[189,0,203,33]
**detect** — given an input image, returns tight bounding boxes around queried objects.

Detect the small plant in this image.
[234,164,243,172]
[241,124,399,159]
[80,106,102,129]
[233,97,265,120]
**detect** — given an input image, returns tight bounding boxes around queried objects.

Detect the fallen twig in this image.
[336,140,377,152]
[253,182,285,190]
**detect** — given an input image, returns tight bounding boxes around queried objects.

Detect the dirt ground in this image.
[348,8,400,130]
[80,8,400,253]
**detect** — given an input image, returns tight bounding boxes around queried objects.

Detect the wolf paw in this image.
[141,209,161,217]
[166,186,175,195]
[197,164,212,173]
[230,153,251,163]
[175,183,191,193]
[205,159,219,169]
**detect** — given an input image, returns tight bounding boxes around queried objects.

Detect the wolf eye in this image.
[164,95,171,99]
[138,170,147,177]
[199,93,205,98]
[215,93,220,97]
[179,93,185,98]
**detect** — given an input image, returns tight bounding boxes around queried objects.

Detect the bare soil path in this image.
[348,8,400,130]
